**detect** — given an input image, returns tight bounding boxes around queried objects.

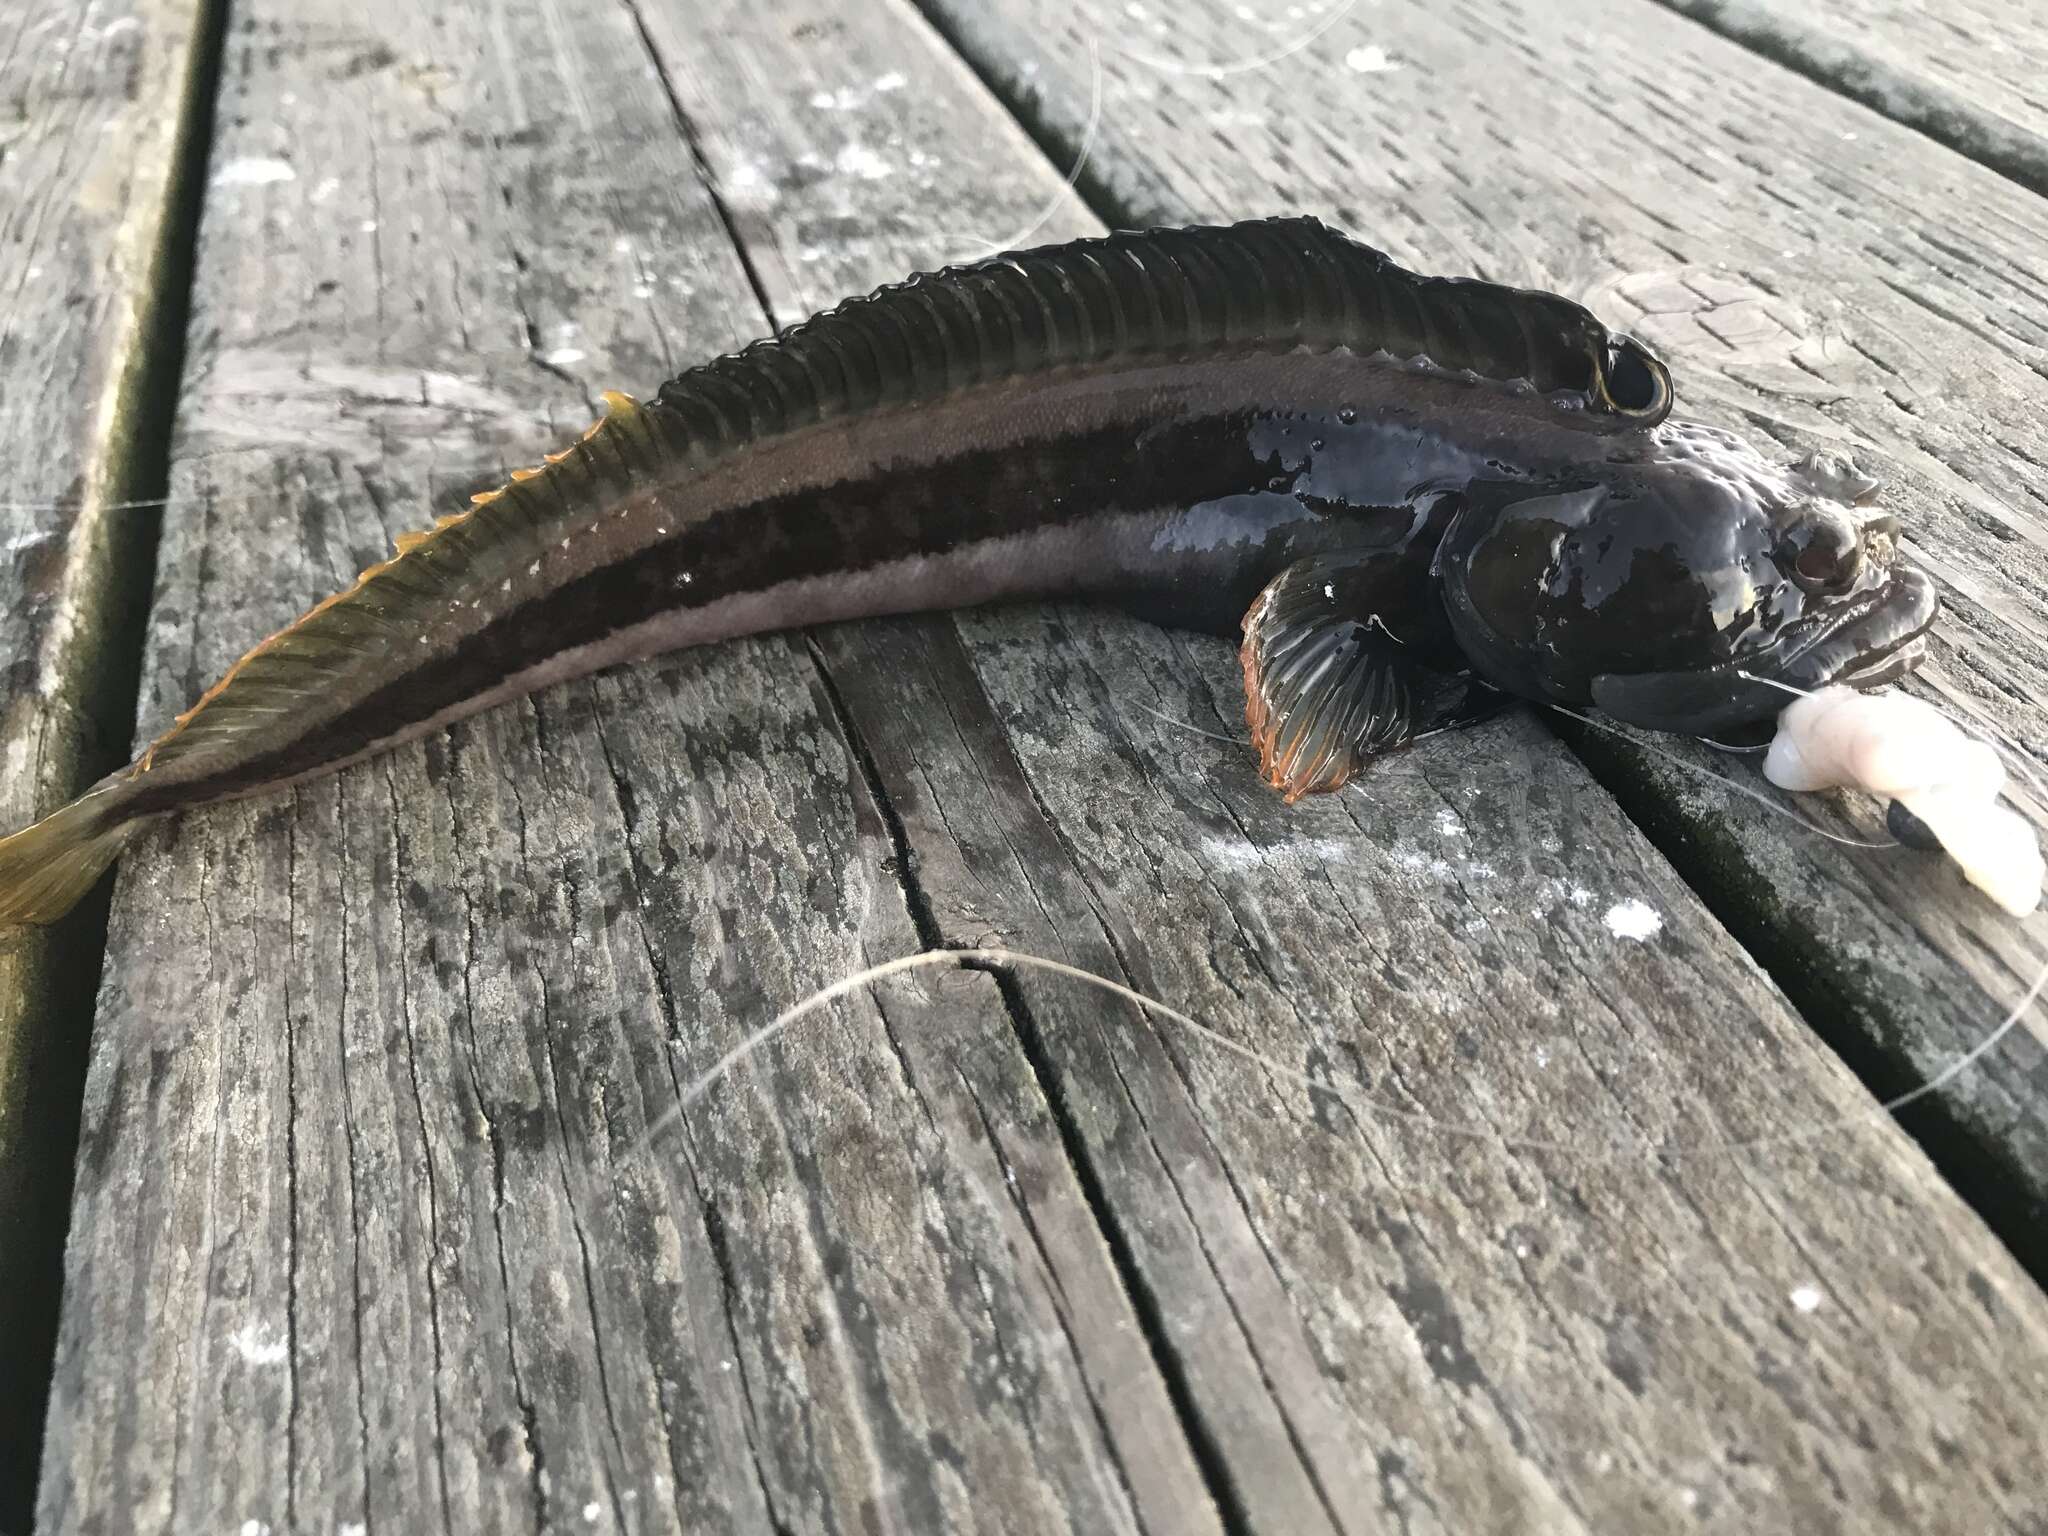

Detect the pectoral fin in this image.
[1239,555,1501,802]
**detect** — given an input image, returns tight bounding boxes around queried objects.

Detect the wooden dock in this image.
[4,0,2047,1529]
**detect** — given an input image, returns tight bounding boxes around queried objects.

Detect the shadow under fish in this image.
[0,216,1937,924]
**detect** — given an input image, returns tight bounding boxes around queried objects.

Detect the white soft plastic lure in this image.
[1764,686,2044,917]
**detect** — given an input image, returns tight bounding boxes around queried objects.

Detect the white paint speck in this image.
[543,347,587,366]
[1603,898,1662,941]
[1202,833,1354,872]
[725,160,779,209]
[583,1503,602,1523]
[359,219,379,234]
[834,142,892,180]
[1790,1284,1823,1313]
[240,1522,271,1536]
[874,71,906,91]
[1434,808,1464,837]
[230,1321,289,1366]
[214,157,296,187]
[809,84,871,111]
[341,1524,367,1536]
[1344,44,1397,73]
[310,176,340,203]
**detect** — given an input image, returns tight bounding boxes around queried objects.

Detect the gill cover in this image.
[1435,477,1792,731]
[1433,479,1615,704]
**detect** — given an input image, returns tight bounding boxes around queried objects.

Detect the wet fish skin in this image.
[0,217,1932,925]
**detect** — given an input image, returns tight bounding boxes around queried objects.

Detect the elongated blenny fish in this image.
[0,217,1936,925]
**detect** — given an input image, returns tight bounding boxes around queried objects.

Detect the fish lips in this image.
[1588,562,1939,737]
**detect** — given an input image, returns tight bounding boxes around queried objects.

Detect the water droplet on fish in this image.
[1337,407,1357,425]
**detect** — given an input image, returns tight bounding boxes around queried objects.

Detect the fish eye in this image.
[1598,338,1670,419]
[1782,514,1864,593]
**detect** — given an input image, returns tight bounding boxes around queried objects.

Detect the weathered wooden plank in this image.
[0,0,215,1515]
[632,0,2048,1528]
[35,1,1214,1532]
[921,0,2048,1305]
[1657,0,2048,198]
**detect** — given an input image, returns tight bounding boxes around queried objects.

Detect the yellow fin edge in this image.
[134,389,645,774]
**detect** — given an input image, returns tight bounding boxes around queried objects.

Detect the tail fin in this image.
[0,787,148,927]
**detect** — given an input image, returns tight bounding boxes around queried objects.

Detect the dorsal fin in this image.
[133,391,664,779]
[651,217,1671,448]
[127,222,1661,786]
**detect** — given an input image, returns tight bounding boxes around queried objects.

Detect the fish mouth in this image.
[1769,560,1938,693]
[1588,559,1939,738]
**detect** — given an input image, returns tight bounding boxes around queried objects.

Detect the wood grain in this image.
[0,0,212,1514]
[1656,0,2048,197]
[34,0,2048,1529]
[639,0,2048,1529]
[921,0,2048,1311]
[34,1,1209,1531]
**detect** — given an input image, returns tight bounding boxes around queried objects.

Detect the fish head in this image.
[1434,429,1938,739]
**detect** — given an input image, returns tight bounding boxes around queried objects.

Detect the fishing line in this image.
[944,34,1104,265]
[1109,0,1370,77]
[1126,699,1242,745]
[641,927,2047,1163]
[1134,687,1899,847]
[13,0,2033,1163]
[0,494,180,515]
[1738,670,2048,807]
[1732,669,2048,1110]
[1546,703,1899,850]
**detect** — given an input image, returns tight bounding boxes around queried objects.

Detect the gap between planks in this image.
[0,0,230,1520]
[901,0,2048,1293]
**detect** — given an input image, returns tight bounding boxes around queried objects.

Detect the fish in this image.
[0,216,1937,925]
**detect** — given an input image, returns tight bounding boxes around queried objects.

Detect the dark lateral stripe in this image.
[126,220,1669,809]
[122,404,1291,812]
